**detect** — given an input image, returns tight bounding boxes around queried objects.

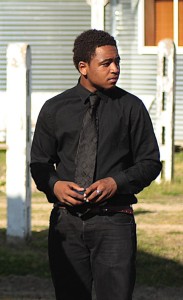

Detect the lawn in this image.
[0,149,183,287]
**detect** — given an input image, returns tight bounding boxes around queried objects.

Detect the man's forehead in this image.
[94,45,119,58]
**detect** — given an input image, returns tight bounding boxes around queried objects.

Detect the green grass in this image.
[138,151,183,200]
[0,229,50,278]
[134,151,183,285]
[137,248,183,286]
[0,149,183,287]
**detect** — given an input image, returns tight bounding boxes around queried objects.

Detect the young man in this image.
[30,29,162,300]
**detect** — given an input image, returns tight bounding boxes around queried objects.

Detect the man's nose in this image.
[110,62,120,73]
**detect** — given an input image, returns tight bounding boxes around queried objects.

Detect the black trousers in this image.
[48,207,137,300]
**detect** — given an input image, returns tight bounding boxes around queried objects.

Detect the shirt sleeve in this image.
[30,102,60,202]
[112,101,162,195]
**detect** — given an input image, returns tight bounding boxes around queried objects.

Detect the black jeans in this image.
[48,207,137,300]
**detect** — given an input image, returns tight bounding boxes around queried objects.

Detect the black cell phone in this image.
[73,189,86,202]
[73,189,85,195]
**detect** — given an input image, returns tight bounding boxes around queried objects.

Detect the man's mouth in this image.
[108,77,118,83]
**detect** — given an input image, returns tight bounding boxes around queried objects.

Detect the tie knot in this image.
[89,94,100,109]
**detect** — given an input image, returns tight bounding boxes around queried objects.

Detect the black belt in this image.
[53,202,133,218]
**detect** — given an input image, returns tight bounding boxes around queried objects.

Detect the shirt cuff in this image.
[112,172,131,194]
[48,174,60,192]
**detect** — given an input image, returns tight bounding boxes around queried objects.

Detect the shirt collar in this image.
[76,79,118,104]
[76,81,91,104]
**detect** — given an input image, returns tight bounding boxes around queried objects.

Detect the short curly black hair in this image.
[73,29,117,71]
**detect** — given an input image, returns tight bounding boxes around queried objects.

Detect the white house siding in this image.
[111,0,183,144]
[0,0,92,141]
[0,0,91,93]
[175,55,183,144]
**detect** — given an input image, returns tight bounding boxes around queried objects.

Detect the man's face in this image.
[79,45,120,92]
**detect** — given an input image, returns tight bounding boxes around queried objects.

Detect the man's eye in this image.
[102,62,110,66]
[115,59,120,65]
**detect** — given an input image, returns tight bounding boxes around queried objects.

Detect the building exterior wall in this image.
[112,0,182,144]
[0,0,182,143]
[0,0,91,93]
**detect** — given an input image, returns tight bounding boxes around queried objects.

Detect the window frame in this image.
[138,0,183,54]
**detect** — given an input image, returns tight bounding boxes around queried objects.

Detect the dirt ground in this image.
[0,189,182,299]
[0,275,183,300]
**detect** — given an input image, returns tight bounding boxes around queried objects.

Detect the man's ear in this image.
[78,61,88,76]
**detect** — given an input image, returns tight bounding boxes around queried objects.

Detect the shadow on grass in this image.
[134,209,153,216]
[0,229,50,278]
[136,250,183,286]
[0,229,182,287]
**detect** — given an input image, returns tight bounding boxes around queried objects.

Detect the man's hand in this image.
[53,180,85,206]
[84,177,117,203]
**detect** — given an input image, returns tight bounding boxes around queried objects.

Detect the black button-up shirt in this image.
[30,82,162,205]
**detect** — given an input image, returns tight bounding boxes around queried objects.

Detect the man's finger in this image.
[96,189,103,196]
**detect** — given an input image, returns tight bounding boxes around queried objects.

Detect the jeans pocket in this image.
[94,215,136,267]
[105,212,135,226]
[49,207,64,229]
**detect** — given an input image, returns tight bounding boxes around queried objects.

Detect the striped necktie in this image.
[74,94,100,188]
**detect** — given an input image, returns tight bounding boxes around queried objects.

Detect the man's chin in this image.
[104,84,116,90]
[94,83,117,91]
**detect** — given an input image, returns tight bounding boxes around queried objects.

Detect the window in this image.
[139,0,183,53]
[179,0,183,45]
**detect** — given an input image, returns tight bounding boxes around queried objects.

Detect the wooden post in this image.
[156,39,175,182]
[87,0,109,30]
[6,43,31,242]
